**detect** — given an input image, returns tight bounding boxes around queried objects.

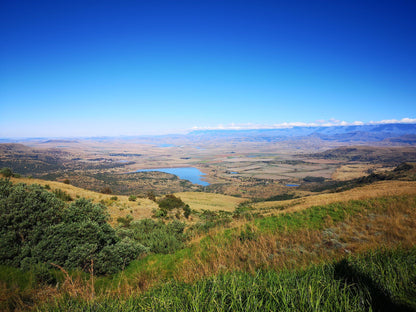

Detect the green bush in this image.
[53,188,73,201]
[183,204,191,219]
[0,180,65,267]
[155,195,191,219]
[0,167,14,178]
[158,194,185,211]
[128,195,137,201]
[0,179,145,275]
[117,219,188,254]
[189,210,232,234]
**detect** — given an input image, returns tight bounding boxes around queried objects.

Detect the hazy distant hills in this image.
[1,123,416,146]
[189,123,416,144]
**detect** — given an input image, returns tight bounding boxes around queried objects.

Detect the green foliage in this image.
[183,204,191,219]
[128,195,137,201]
[263,193,298,202]
[157,194,185,211]
[238,224,257,242]
[94,238,148,275]
[189,210,232,234]
[0,179,145,275]
[110,196,118,201]
[52,188,73,201]
[0,179,65,267]
[117,219,187,254]
[233,203,256,220]
[0,167,14,177]
[117,215,133,228]
[154,194,190,219]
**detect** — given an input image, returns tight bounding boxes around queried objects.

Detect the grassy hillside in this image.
[254,180,416,214]
[7,177,244,224]
[1,173,416,311]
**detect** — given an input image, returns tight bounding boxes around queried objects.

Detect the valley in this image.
[1,124,416,311]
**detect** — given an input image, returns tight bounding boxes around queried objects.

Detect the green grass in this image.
[94,247,195,293]
[37,247,416,311]
[0,265,36,291]
[254,196,409,233]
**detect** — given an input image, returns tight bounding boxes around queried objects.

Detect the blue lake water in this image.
[286,184,300,187]
[135,167,210,186]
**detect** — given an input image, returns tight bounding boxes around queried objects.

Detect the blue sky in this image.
[1,0,415,137]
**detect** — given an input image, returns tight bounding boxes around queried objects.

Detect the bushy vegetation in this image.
[52,188,73,201]
[0,167,14,178]
[116,218,188,254]
[303,176,325,183]
[189,209,233,234]
[153,194,191,219]
[0,179,146,276]
[263,193,298,202]
[100,186,113,194]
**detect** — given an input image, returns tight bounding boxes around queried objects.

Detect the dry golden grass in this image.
[253,180,416,215]
[177,194,416,283]
[331,164,395,181]
[174,192,245,212]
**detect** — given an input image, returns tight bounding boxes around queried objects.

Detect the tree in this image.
[0,167,14,178]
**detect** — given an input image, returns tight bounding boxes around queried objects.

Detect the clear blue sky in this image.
[1,0,415,137]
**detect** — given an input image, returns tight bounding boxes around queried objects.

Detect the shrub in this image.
[0,179,65,267]
[158,194,185,211]
[117,219,188,254]
[129,195,137,202]
[100,186,113,194]
[155,195,190,219]
[183,204,191,219]
[0,167,13,178]
[147,191,157,202]
[53,188,73,201]
[117,215,133,228]
[0,179,145,275]
[63,179,70,184]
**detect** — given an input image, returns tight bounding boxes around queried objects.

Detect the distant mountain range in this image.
[189,123,416,144]
[2,123,416,146]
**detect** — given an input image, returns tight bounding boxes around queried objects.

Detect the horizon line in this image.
[1,117,415,140]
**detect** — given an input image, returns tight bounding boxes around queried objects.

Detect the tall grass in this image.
[3,195,416,311]
[37,247,416,312]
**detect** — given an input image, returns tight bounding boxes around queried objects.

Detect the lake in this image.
[135,167,210,186]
